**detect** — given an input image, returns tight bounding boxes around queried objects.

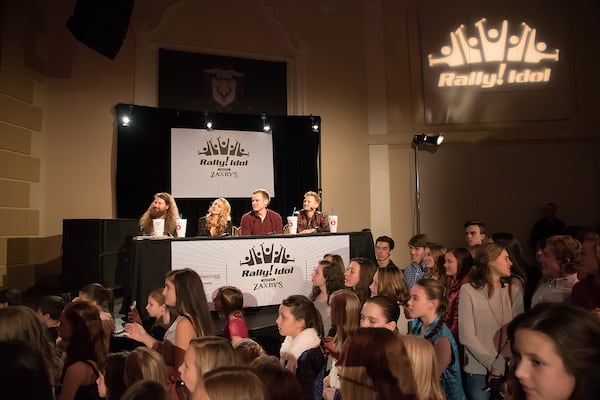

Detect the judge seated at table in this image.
[239,189,283,236]
[139,192,179,236]
[198,197,233,236]
[295,191,330,234]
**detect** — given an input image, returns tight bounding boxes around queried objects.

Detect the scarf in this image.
[280,328,321,374]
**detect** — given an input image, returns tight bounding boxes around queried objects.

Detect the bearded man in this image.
[139,192,179,236]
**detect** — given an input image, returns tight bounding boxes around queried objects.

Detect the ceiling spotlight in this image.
[310,116,320,132]
[121,115,130,127]
[413,134,444,146]
[261,114,271,132]
[204,112,213,131]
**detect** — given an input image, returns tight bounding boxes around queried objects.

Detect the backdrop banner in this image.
[171,128,275,198]
[171,235,350,307]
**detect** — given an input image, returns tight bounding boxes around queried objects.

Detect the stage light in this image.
[413,134,444,146]
[261,114,271,132]
[204,112,213,131]
[121,115,130,126]
[311,116,320,132]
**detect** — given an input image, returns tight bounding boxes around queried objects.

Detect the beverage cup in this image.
[176,218,187,238]
[328,215,338,233]
[287,216,298,234]
[152,219,165,236]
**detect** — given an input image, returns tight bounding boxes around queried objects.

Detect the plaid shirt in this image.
[403,262,429,289]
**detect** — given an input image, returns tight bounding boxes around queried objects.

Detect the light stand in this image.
[413,134,444,234]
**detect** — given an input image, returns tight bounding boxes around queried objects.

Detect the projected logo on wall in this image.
[198,137,249,178]
[428,18,559,89]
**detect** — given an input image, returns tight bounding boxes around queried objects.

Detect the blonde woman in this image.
[124,347,168,388]
[194,366,268,400]
[179,336,236,394]
[198,198,232,236]
[402,335,445,400]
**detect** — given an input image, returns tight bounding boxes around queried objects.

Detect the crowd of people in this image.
[1,195,599,400]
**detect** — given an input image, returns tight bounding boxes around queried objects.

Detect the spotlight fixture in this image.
[413,134,444,146]
[310,116,320,132]
[204,112,213,131]
[261,114,271,132]
[120,104,133,126]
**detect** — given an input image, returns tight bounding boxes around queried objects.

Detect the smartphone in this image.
[130,300,137,310]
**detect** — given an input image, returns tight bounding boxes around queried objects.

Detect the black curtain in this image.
[115,104,320,235]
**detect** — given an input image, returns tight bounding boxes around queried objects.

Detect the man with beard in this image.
[139,192,180,236]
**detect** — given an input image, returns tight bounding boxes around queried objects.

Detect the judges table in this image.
[128,230,375,325]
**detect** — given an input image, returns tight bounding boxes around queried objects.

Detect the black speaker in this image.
[62,219,140,291]
[66,0,134,60]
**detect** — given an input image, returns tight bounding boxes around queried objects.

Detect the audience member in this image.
[194,366,269,400]
[531,235,580,306]
[0,305,62,389]
[507,302,600,400]
[252,357,304,400]
[139,192,179,236]
[128,288,177,341]
[344,257,377,305]
[458,243,524,400]
[375,235,398,268]
[0,339,54,400]
[197,197,232,236]
[239,188,283,235]
[125,268,215,384]
[122,380,170,400]
[56,300,109,400]
[35,294,65,341]
[404,233,430,288]
[407,279,466,400]
[359,295,401,332]
[124,347,168,387]
[77,282,115,337]
[295,191,330,233]
[178,336,235,394]
[402,335,445,400]
[464,220,487,252]
[571,231,600,312]
[338,327,418,400]
[309,259,345,335]
[277,294,326,400]
[324,253,346,275]
[213,286,248,345]
[0,288,22,307]
[529,202,565,250]
[232,338,266,365]
[442,248,473,344]
[369,266,411,333]
[322,289,361,400]
[96,352,128,400]
[423,242,447,280]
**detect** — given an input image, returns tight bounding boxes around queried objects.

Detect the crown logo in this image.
[428,18,559,67]
[198,136,249,157]
[240,243,295,267]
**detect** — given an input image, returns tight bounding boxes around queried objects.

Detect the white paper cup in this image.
[176,218,187,237]
[152,219,165,236]
[287,216,298,234]
[328,215,338,233]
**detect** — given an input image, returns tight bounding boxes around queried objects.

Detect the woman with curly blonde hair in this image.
[198,198,232,236]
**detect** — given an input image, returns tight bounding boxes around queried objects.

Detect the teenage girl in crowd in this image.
[77,283,115,337]
[324,253,346,275]
[360,295,401,332]
[402,335,445,400]
[277,294,326,400]
[195,366,269,400]
[213,286,249,345]
[125,268,215,386]
[443,248,473,343]
[344,257,377,305]
[128,287,177,341]
[407,278,466,400]
[96,352,128,400]
[179,336,236,394]
[57,301,109,400]
[459,243,524,400]
[124,347,168,389]
[507,302,600,400]
[322,289,361,400]
[424,242,447,281]
[369,266,411,333]
[310,259,345,335]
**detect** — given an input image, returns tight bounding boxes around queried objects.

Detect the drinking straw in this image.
[291,207,296,215]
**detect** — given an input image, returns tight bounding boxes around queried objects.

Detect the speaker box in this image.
[66,0,134,60]
[62,219,140,291]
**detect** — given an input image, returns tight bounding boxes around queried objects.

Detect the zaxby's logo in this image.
[240,243,296,291]
[197,136,249,178]
[428,18,559,89]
